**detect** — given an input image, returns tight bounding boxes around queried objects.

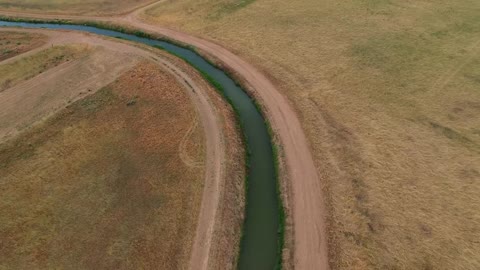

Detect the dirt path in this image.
[179,116,203,168]
[0,4,330,269]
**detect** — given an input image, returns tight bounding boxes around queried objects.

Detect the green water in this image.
[0,20,281,269]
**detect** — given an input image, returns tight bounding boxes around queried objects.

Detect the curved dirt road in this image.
[0,3,330,269]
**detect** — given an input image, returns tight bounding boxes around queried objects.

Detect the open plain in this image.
[1,0,479,269]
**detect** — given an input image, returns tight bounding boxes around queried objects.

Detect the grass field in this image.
[143,0,480,269]
[0,61,205,269]
[0,45,87,91]
[0,0,152,15]
[0,31,46,61]
[0,39,138,143]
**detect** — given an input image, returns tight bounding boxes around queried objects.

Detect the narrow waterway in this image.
[0,20,280,270]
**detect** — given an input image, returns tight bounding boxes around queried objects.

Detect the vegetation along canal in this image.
[0,20,283,269]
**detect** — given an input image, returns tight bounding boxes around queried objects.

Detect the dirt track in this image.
[0,3,330,269]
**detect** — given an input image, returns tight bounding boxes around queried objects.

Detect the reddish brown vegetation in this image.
[0,62,205,269]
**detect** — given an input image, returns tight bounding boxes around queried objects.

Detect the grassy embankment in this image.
[0,62,205,269]
[142,1,480,269]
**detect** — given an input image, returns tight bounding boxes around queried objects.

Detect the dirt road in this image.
[0,3,330,268]
[122,7,331,270]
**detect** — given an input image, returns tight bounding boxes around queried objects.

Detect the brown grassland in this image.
[0,45,87,91]
[0,31,46,61]
[141,0,480,269]
[0,40,138,143]
[0,61,206,269]
[0,0,153,15]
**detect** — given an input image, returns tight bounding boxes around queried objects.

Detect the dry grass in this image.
[0,62,205,269]
[0,43,137,143]
[0,45,87,91]
[143,0,480,269]
[0,0,152,15]
[0,31,46,61]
